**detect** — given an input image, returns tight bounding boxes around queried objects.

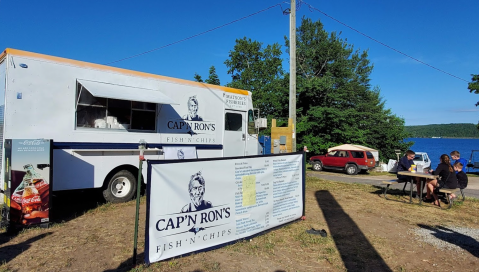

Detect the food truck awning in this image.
[77,79,178,105]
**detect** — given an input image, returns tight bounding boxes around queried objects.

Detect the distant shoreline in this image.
[405,123,479,138]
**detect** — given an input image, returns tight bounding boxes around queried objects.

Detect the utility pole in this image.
[289,0,296,152]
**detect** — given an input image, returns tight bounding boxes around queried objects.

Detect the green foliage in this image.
[468,74,479,129]
[193,73,203,82]
[224,37,288,135]
[205,66,220,85]
[405,123,479,138]
[286,17,411,160]
[219,18,411,161]
[468,74,479,98]
[193,66,220,85]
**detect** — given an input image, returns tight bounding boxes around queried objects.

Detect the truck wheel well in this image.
[103,165,144,191]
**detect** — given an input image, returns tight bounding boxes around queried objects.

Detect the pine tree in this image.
[205,66,220,85]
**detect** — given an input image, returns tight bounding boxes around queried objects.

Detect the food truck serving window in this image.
[75,80,175,131]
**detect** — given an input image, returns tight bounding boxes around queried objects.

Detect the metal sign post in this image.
[133,140,146,265]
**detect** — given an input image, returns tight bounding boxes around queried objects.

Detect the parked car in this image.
[309,149,376,175]
[413,152,431,171]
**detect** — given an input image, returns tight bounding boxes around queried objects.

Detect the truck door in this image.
[223,110,246,157]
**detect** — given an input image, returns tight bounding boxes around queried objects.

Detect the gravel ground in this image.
[412,225,479,255]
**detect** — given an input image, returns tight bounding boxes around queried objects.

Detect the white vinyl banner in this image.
[145,153,305,264]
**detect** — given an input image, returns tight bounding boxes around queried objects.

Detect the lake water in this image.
[407,138,479,166]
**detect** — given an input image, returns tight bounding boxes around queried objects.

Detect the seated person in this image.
[450,150,467,173]
[426,154,458,205]
[397,150,415,182]
[449,161,468,200]
[397,150,421,192]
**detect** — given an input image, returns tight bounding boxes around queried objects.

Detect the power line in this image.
[299,0,469,83]
[105,3,286,65]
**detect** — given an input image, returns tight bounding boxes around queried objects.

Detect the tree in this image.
[194,66,220,85]
[205,66,220,85]
[225,37,288,124]
[223,18,411,160]
[284,17,411,159]
[194,73,203,82]
[468,74,479,101]
[468,74,479,129]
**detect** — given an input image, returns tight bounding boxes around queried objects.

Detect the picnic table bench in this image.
[438,188,462,209]
[382,179,413,201]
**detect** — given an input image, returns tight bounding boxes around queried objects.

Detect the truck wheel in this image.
[103,170,137,203]
[312,162,323,171]
[345,164,358,175]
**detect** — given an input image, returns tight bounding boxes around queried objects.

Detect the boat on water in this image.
[431,136,442,139]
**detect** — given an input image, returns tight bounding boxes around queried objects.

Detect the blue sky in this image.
[1,0,478,126]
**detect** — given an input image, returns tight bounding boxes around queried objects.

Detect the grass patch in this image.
[2,176,479,272]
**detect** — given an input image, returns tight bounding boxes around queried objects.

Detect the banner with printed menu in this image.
[5,139,52,227]
[145,152,305,264]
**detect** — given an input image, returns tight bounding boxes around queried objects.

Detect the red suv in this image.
[309,149,376,175]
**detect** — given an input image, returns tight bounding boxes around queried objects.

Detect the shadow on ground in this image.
[0,232,52,264]
[104,253,144,272]
[315,190,392,271]
[370,183,419,203]
[51,189,107,223]
[417,224,479,257]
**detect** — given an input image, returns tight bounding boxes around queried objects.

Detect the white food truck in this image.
[0,48,265,202]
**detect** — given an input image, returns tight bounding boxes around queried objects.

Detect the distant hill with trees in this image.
[405,123,479,138]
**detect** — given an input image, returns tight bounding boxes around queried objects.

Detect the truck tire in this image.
[312,161,323,171]
[103,170,137,203]
[345,164,358,175]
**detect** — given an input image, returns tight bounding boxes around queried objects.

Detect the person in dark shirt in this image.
[397,150,421,193]
[450,161,468,200]
[426,154,458,206]
[397,150,415,180]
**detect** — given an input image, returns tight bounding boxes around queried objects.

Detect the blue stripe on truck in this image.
[53,142,223,150]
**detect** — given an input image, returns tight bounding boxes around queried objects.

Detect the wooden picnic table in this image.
[397,171,439,204]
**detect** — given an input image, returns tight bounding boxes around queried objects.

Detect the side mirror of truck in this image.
[255,118,267,129]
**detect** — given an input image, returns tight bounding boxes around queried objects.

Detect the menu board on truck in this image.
[3,139,52,227]
[145,152,305,264]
